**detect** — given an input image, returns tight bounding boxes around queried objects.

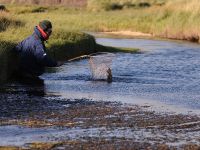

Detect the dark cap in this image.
[39,20,52,31]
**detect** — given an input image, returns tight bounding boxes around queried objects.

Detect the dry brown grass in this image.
[0,0,87,7]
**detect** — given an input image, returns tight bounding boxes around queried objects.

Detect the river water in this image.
[1,37,200,147]
[43,37,200,114]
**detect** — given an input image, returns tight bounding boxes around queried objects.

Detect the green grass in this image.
[1,1,200,45]
[3,0,200,42]
[1,0,200,83]
[47,31,97,61]
[96,44,140,53]
[0,4,142,83]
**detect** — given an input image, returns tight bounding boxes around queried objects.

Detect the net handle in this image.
[68,52,115,62]
[89,52,115,57]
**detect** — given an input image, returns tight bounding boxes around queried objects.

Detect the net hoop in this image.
[88,52,115,80]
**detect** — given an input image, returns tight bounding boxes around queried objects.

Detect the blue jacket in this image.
[15,27,57,76]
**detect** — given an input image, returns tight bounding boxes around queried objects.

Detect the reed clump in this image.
[0,11,24,32]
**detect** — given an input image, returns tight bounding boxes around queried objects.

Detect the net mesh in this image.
[89,52,115,80]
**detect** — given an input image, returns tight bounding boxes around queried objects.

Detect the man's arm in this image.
[34,44,59,67]
[14,42,23,53]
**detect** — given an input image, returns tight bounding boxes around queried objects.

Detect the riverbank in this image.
[0,35,139,84]
[0,96,199,149]
[1,36,200,149]
[0,32,96,84]
[89,0,200,43]
[1,2,200,149]
[0,78,199,149]
[2,0,200,44]
[0,8,139,84]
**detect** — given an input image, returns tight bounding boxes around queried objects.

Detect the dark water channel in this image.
[1,37,200,147]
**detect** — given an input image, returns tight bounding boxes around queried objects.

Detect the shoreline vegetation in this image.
[0,0,200,83]
[1,0,200,43]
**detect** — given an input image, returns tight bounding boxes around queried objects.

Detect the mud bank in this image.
[0,96,199,149]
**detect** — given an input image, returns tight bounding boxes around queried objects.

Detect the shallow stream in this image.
[43,37,200,114]
[1,37,200,147]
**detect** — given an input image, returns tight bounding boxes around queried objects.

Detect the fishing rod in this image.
[67,55,89,62]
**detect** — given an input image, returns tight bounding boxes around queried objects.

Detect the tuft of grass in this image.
[0,12,24,32]
[105,3,123,11]
[138,2,151,8]
[31,6,47,13]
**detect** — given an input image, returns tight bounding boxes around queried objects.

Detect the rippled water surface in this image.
[42,38,200,114]
[1,37,200,147]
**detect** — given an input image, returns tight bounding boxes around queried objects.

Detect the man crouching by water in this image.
[14,20,63,83]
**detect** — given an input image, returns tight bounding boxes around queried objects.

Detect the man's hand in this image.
[56,61,65,67]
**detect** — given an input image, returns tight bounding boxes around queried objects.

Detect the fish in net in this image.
[89,52,115,83]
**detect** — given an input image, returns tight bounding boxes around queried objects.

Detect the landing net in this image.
[89,52,115,80]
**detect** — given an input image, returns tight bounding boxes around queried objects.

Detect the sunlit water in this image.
[1,37,200,146]
[42,38,200,114]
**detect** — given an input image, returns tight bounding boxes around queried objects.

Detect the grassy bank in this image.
[0,31,98,84]
[0,7,140,84]
[87,0,200,42]
[1,0,199,83]
[0,10,97,83]
[3,0,200,42]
